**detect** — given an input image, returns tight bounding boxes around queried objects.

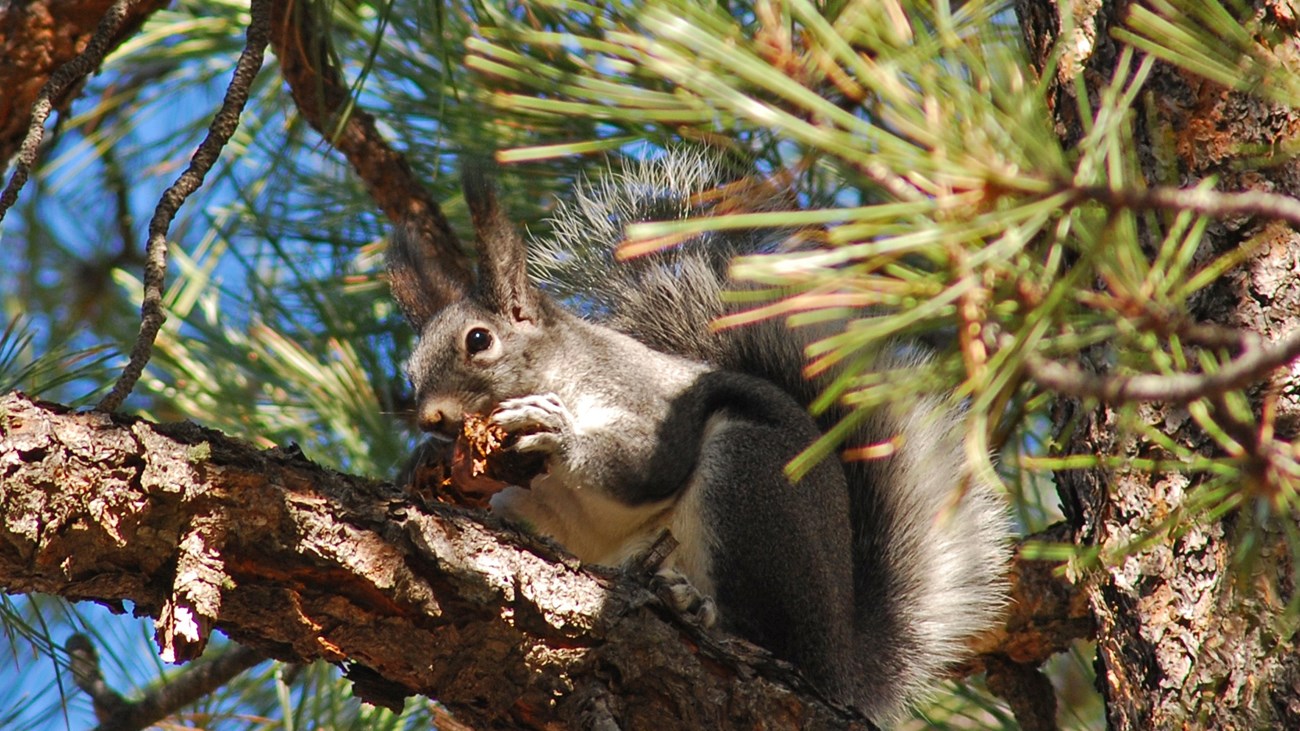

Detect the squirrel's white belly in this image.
[490,475,672,565]
[489,472,717,602]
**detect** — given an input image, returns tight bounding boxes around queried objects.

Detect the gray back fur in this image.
[530,150,1010,722]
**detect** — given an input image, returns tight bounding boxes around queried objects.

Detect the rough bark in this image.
[0,0,170,167]
[0,391,874,730]
[1019,1,1300,728]
[0,390,1085,728]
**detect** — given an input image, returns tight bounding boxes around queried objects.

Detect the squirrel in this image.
[388,150,1010,725]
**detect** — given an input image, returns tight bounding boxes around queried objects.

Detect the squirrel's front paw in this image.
[652,568,718,628]
[492,393,574,455]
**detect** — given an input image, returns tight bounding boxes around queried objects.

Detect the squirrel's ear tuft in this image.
[463,156,542,324]
[387,218,471,331]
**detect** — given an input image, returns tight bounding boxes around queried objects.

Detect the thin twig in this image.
[98,646,266,731]
[0,0,132,224]
[102,146,138,259]
[1025,328,1300,405]
[67,633,267,731]
[96,0,273,412]
[66,634,130,722]
[1073,183,1300,227]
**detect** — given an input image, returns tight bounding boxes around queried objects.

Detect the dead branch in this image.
[1024,328,1300,405]
[1073,182,1300,229]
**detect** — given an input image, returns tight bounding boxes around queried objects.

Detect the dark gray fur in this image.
[390,151,1009,724]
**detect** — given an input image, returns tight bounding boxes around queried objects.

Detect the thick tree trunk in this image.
[1019,2,1300,728]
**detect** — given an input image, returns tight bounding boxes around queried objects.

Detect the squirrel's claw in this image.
[492,393,574,454]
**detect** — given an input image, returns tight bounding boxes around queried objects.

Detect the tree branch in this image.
[267,0,472,288]
[1073,182,1300,228]
[966,522,1092,670]
[96,0,273,413]
[0,392,880,729]
[0,0,132,223]
[1024,328,1300,405]
[0,0,172,176]
[0,391,1084,728]
[67,633,265,731]
[66,634,131,722]
[985,656,1059,731]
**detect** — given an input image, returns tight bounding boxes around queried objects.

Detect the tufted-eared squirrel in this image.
[389,151,1009,724]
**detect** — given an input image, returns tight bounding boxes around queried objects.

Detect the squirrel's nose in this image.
[417,400,462,437]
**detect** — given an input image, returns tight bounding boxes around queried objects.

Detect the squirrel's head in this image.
[388,157,550,438]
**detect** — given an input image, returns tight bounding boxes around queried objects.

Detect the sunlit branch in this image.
[267,0,472,287]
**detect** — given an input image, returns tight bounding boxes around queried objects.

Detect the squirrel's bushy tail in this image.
[532,150,1009,722]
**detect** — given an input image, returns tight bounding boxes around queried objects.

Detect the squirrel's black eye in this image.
[465,327,493,355]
